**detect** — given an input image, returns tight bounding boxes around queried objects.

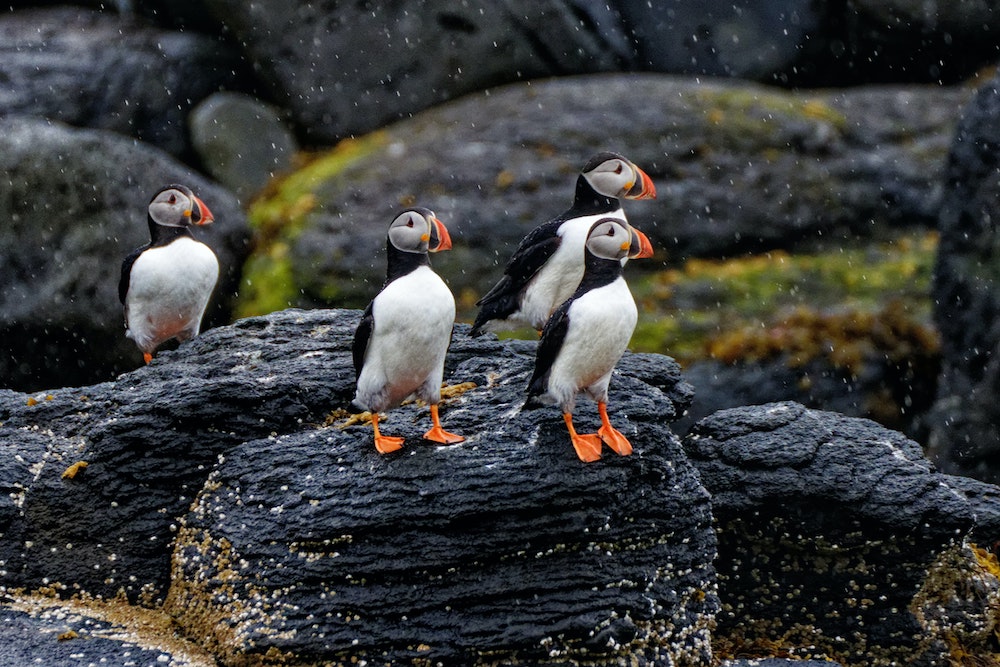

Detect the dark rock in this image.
[189,92,299,203]
[927,70,1000,483]
[739,662,844,667]
[0,116,251,393]
[0,308,715,664]
[241,75,969,316]
[779,0,1000,86]
[0,6,247,160]
[0,597,214,667]
[618,0,1000,87]
[939,473,1000,549]
[617,0,821,79]
[684,402,984,666]
[200,0,635,144]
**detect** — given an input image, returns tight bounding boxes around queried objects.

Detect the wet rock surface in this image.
[1,308,717,665]
[684,401,996,666]
[0,595,215,667]
[1,310,999,664]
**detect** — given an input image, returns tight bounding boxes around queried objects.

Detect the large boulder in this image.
[927,71,1000,483]
[0,116,251,392]
[684,402,1000,666]
[238,74,968,316]
[3,308,1000,664]
[0,307,716,664]
[189,92,300,204]
[200,0,634,144]
[0,6,247,160]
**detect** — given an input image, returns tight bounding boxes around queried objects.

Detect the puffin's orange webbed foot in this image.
[372,413,404,454]
[143,352,153,365]
[374,434,405,454]
[564,412,602,462]
[598,402,632,456]
[423,404,464,444]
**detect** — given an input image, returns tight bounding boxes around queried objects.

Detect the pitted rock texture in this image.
[683,402,986,666]
[164,319,714,666]
[0,307,714,665]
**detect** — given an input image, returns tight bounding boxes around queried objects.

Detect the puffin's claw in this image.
[598,424,632,456]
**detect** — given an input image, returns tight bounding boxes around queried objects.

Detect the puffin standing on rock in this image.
[526,218,646,462]
[352,207,465,454]
[119,184,219,364]
[471,152,655,335]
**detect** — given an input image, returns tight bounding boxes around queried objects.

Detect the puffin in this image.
[352,207,465,454]
[471,152,655,336]
[525,218,645,463]
[118,184,219,364]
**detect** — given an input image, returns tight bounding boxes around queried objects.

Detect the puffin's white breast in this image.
[545,276,637,405]
[125,237,219,349]
[357,266,456,410]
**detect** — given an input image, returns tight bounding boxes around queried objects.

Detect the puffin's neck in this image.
[385,241,431,284]
[571,176,621,216]
[574,252,624,296]
[148,217,194,247]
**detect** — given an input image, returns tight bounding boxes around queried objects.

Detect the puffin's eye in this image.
[606,227,615,236]
[614,163,623,175]
[168,194,177,204]
[406,218,414,228]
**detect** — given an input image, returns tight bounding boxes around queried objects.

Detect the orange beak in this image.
[626,166,656,200]
[429,216,452,252]
[192,195,215,225]
[629,227,654,259]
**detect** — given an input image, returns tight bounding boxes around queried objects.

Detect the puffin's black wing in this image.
[352,301,375,382]
[472,220,563,334]
[527,299,572,398]
[118,246,145,305]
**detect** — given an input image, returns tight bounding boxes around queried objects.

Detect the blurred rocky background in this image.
[3,1,1000,664]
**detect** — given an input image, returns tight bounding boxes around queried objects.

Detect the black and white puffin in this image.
[471,152,655,336]
[352,207,465,454]
[526,218,645,462]
[118,184,219,364]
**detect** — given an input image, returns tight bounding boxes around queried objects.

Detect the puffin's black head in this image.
[148,184,215,228]
[387,207,453,254]
[580,152,656,201]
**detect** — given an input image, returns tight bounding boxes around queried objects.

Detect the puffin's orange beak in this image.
[626,166,656,200]
[192,195,215,225]
[629,227,654,259]
[429,216,452,252]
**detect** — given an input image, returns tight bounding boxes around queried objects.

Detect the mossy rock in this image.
[236,74,968,320]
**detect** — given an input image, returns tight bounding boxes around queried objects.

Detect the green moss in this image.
[235,132,389,318]
[628,232,939,365]
[694,88,848,150]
